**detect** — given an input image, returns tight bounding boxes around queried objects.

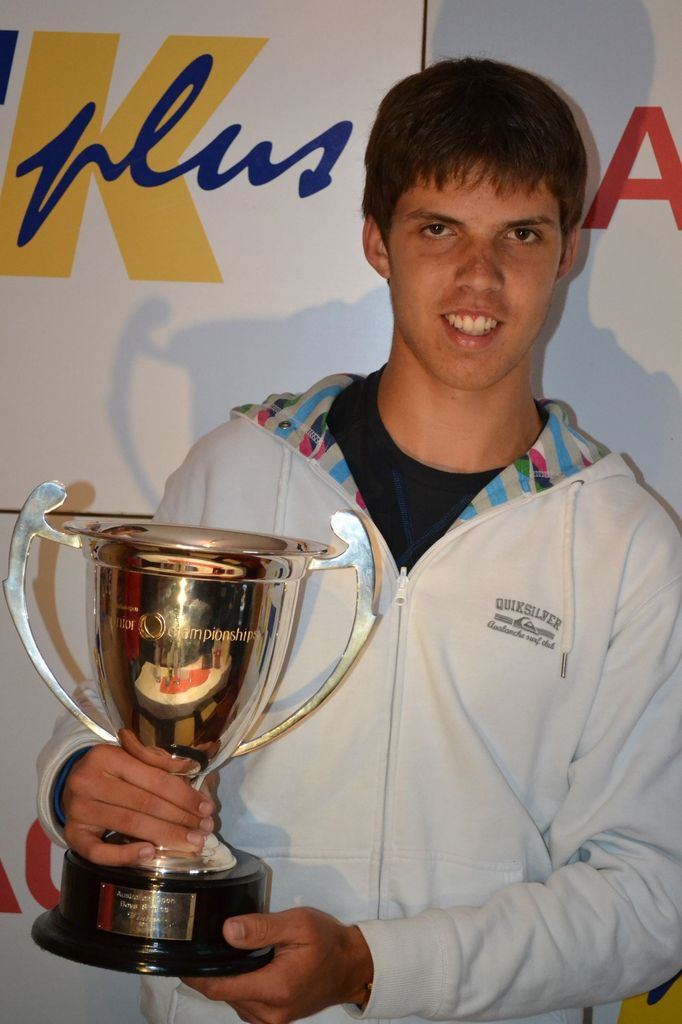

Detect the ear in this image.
[556,226,579,280]
[362,216,391,280]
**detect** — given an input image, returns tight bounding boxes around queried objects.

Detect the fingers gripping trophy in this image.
[4,481,376,977]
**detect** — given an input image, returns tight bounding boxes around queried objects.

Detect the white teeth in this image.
[445,313,498,336]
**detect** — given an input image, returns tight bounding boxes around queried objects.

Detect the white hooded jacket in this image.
[37,375,682,1024]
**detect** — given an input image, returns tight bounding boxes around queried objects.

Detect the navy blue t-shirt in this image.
[327,369,502,571]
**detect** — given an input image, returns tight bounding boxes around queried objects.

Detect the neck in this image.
[377,359,543,473]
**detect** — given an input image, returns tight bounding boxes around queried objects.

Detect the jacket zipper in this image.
[375,561,409,923]
[394,565,409,605]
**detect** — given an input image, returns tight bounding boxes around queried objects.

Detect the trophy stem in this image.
[141,834,237,876]
[103,831,237,875]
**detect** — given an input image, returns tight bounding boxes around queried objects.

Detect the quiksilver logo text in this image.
[487,597,562,650]
[494,598,561,630]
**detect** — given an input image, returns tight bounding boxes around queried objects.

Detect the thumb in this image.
[223,912,287,949]
[224,913,271,948]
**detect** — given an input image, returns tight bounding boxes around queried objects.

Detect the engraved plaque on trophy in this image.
[4,481,376,976]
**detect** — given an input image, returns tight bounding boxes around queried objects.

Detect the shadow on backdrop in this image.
[108,288,392,509]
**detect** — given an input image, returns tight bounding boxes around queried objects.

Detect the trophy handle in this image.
[233,509,376,757]
[3,481,117,744]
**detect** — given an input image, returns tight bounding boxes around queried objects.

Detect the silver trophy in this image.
[4,481,376,976]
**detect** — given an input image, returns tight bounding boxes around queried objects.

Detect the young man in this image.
[38,59,681,1024]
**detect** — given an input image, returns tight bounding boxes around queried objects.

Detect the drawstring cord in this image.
[560,480,583,678]
[273,445,292,534]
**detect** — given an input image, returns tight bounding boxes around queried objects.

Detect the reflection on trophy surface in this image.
[98,562,275,770]
[4,481,376,976]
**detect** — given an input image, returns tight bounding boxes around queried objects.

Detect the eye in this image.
[508,226,539,243]
[422,222,451,237]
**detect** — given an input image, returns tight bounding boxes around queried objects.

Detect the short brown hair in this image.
[363,58,587,238]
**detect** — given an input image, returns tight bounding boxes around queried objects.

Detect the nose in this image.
[455,238,504,292]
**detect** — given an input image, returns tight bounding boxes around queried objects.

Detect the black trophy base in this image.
[32,846,273,976]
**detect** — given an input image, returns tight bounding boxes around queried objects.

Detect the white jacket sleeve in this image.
[36,684,113,846]
[355,572,682,1021]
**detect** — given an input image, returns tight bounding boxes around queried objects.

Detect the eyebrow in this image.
[404,209,559,230]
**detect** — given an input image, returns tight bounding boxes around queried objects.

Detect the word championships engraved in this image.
[115,610,258,645]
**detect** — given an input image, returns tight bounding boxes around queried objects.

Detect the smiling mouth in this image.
[444,313,498,336]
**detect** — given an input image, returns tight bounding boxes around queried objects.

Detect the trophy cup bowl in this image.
[4,481,376,976]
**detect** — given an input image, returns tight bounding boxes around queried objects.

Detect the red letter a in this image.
[584,107,682,229]
[25,819,60,910]
[0,858,21,913]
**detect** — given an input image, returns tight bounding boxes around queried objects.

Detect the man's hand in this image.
[62,729,214,866]
[183,908,374,1024]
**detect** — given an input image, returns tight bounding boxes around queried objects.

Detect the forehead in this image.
[393,175,561,225]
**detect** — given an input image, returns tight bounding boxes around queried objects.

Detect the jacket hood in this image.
[234,373,611,522]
